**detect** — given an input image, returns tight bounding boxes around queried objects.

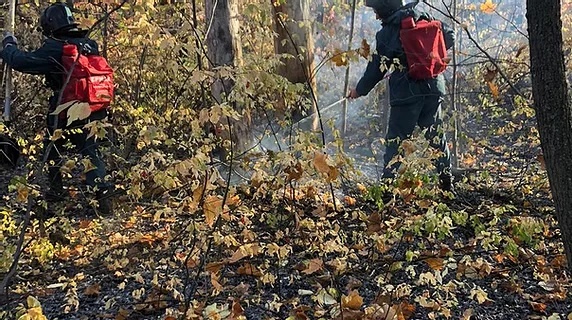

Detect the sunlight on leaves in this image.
[480,0,496,14]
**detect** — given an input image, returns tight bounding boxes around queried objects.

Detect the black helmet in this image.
[365,0,405,19]
[39,3,79,36]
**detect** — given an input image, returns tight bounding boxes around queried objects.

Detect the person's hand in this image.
[347,88,360,99]
[2,32,17,49]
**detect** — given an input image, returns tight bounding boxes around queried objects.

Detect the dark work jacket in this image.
[1,36,106,122]
[356,5,455,106]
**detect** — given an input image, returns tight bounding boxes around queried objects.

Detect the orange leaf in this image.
[285,162,304,182]
[529,301,547,313]
[302,258,324,275]
[344,196,357,206]
[341,290,364,310]
[424,258,445,271]
[237,263,263,277]
[313,152,339,182]
[480,0,496,13]
[204,195,223,227]
[79,220,92,229]
[231,298,245,318]
[359,39,370,58]
[398,301,416,320]
[487,81,500,100]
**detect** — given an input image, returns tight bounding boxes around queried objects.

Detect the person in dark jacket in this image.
[348,0,455,191]
[1,2,113,214]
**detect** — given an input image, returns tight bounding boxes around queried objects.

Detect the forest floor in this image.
[0,173,570,320]
[1,94,570,320]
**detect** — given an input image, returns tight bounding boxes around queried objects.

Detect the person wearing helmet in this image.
[1,2,113,215]
[348,0,455,191]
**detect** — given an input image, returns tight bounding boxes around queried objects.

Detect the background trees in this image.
[1,0,572,319]
[526,0,572,268]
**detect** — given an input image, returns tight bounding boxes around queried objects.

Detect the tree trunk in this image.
[205,0,250,153]
[527,0,572,268]
[271,0,317,128]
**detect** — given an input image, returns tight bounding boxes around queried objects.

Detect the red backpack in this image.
[59,43,114,118]
[399,16,448,80]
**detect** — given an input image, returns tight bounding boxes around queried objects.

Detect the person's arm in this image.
[350,30,392,98]
[1,41,61,74]
[441,21,455,51]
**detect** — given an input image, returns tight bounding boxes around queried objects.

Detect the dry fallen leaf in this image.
[237,263,263,277]
[302,258,324,275]
[529,301,547,313]
[229,243,260,263]
[204,195,223,227]
[313,151,339,182]
[342,290,364,310]
[424,258,445,271]
[84,283,101,296]
[398,301,416,320]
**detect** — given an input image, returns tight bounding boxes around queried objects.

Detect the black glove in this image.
[2,32,17,48]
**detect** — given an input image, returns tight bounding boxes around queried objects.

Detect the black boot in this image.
[95,189,114,216]
[439,172,454,193]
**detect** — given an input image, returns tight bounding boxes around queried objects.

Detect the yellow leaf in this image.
[204,195,223,227]
[82,158,97,173]
[50,129,64,141]
[331,48,348,66]
[480,0,496,14]
[342,290,364,310]
[27,296,41,308]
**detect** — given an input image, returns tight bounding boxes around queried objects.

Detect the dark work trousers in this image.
[44,113,109,193]
[382,93,451,178]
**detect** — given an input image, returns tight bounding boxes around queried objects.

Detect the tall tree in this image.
[205,0,250,153]
[527,0,572,267]
[272,0,317,127]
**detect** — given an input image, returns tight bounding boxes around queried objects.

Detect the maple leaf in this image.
[313,152,339,182]
[359,39,370,58]
[480,0,496,14]
[302,258,324,275]
[204,195,223,227]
